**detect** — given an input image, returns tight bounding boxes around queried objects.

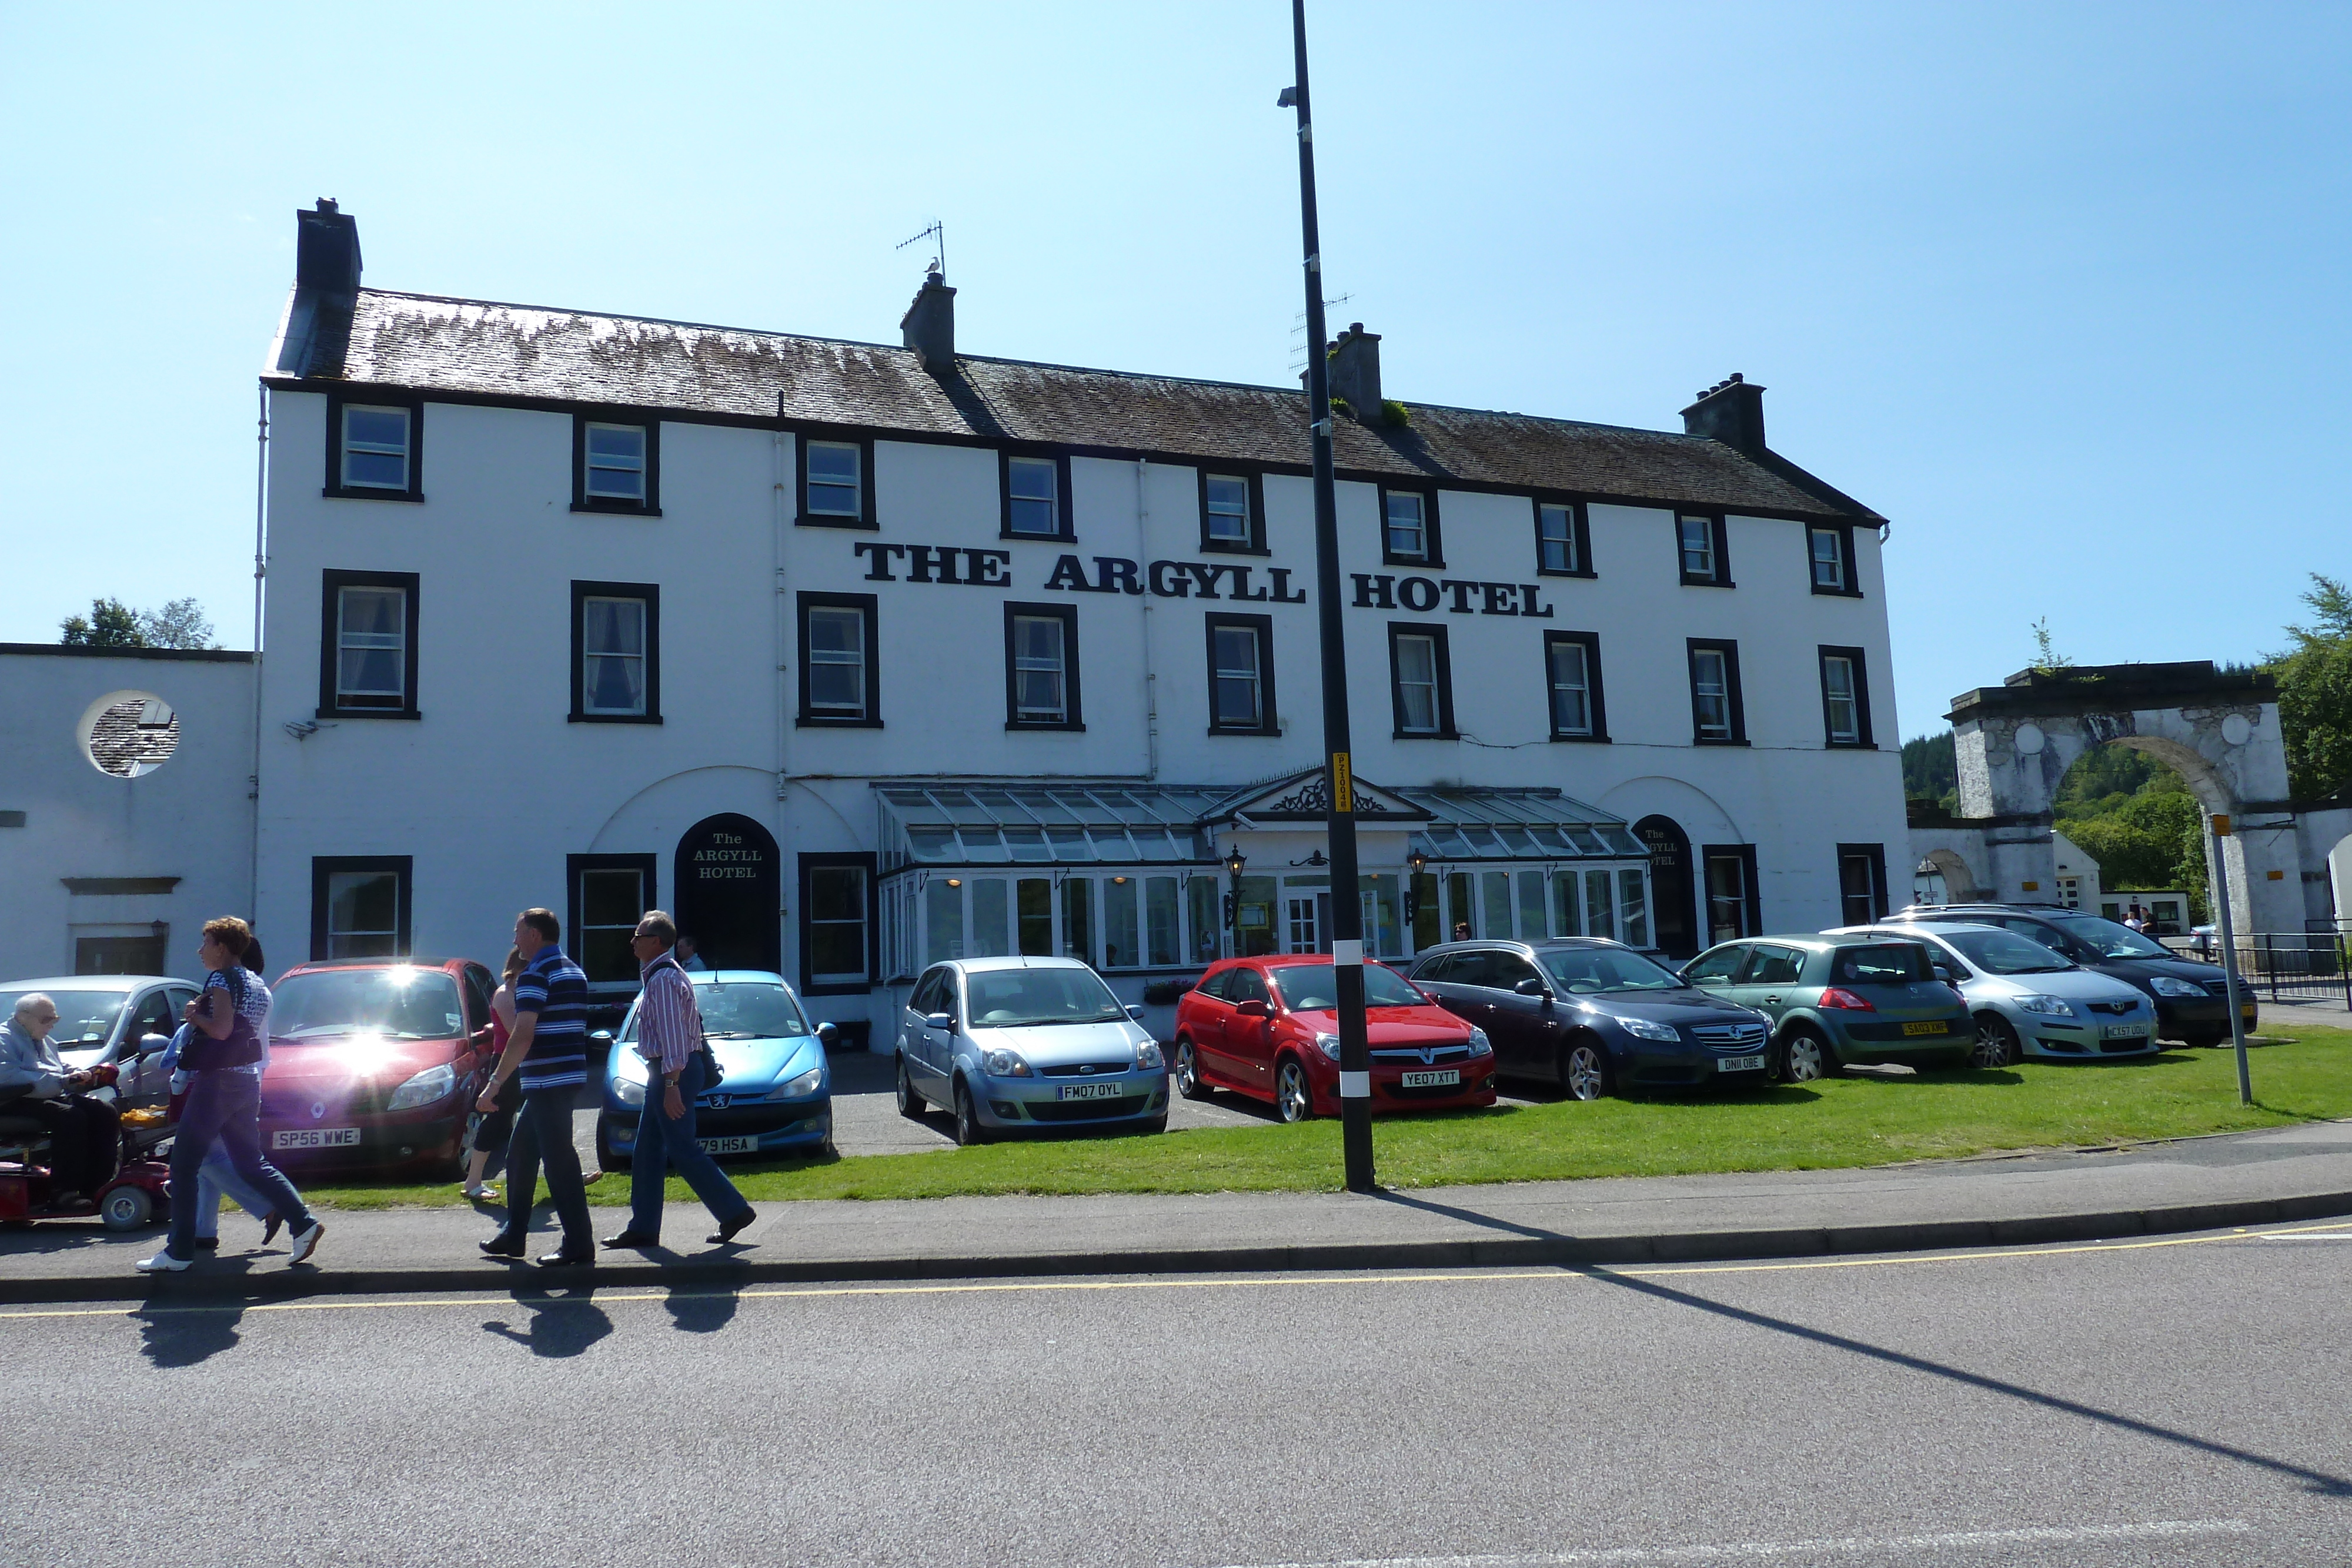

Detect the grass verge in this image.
[303,1027,2352,1212]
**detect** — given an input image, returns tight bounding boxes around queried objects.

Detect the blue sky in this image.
[4,2,2346,740]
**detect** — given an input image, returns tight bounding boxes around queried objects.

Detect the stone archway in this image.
[1917,847,1980,903]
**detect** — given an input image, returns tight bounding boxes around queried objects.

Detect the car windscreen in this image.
[1269,964,1426,1011]
[965,968,1127,1028]
[11,991,128,1049]
[270,968,464,1040]
[624,981,807,1042]
[1828,944,1933,984]
[2046,915,2170,960]
[1539,948,1688,994]
[1939,928,2073,975]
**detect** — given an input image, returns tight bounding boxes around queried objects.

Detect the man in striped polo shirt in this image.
[475,908,595,1267]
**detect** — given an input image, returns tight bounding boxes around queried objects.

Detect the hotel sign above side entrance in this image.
[847,540,1556,618]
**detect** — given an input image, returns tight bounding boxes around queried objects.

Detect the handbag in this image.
[179,969,263,1072]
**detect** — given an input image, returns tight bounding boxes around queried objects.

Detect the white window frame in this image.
[1385,492,1428,560]
[1678,514,1716,581]
[1205,474,1252,544]
[1006,456,1060,537]
[1548,639,1593,737]
[1810,526,1847,591]
[580,595,649,717]
[340,404,411,491]
[806,605,870,719]
[325,868,403,958]
[575,865,648,984]
[1011,614,1069,723]
[1823,654,1861,744]
[1538,503,1578,573]
[807,865,870,987]
[1394,633,1440,735]
[806,440,863,519]
[1211,623,1264,730]
[1692,648,1733,740]
[336,586,407,708]
[584,422,647,502]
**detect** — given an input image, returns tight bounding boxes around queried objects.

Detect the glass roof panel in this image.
[907,828,956,861]
[1048,827,1094,860]
[1088,826,1138,858]
[1004,827,1051,862]
[956,828,1009,862]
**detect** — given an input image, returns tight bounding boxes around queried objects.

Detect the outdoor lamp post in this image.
[1223,846,1248,933]
[1405,847,1429,926]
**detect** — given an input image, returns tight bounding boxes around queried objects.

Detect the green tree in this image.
[136,597,216,650]
[2268,574,2352,800]
[1902,731,1956,804]
[58,597,148,647]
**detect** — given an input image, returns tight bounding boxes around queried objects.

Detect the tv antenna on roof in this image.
[1288,292,1354,371]
[897,220,946,282]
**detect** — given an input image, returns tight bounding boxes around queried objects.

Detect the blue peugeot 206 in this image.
[593,969,836,1169]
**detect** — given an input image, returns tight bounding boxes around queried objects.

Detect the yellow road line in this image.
[9,1219,2348,1324]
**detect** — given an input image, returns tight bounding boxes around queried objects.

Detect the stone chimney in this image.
[1681,373,1767,456]
[295,198,362,307]
[1328,322,1382,417]
[900,268,956,371]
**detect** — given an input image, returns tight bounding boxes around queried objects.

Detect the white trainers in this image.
[285,1221,325,1266]
[135,1250,191,1273]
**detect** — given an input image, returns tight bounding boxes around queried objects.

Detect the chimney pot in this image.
[1328,323,1383,417]
[900,272,957,372]
[295,199,362,305]
[1681,373,1768,456]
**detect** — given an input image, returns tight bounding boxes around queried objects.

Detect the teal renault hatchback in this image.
[1681,933,1974,1081]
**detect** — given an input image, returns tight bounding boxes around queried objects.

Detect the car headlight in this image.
[1135,1038,1164,1070]
[385,1061,456,1111]
[2014,994,2077,1018]
[1316,1032,1342,1061]
[1465,1027,1492,1057]
[765,1066,824,1102]
[2151,976,2207,998]
[1613,1015,1680,1042]
[613,1076,646,1108]
[982,1048,1033,1078]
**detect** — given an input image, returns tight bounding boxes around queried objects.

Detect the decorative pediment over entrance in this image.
[1210,768,1429,824]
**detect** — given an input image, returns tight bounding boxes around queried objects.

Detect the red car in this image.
[258,957,499,1176]
[1172,955,1496,1124]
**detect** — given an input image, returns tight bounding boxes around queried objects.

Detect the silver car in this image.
[895,957,1169,1145]
[1833,924,2159,1066]
[1,975,198,1107]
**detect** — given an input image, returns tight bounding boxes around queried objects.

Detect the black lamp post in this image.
[1223,846,1248,934]
[1280,0,1374,1193]
[1405,847,1428,927]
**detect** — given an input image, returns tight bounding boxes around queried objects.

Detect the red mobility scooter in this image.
[0,1062,175,1231]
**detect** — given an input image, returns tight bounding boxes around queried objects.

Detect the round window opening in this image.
[80,690,181,778]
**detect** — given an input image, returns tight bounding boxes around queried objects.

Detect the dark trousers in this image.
[497,1083,590,1254]
[25,1095,120,1196]
[471,1074,523,1171]
[168,1072,312,1260]
[630,1052,750,1237]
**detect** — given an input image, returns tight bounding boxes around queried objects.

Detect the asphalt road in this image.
[11,1224,2352,1567]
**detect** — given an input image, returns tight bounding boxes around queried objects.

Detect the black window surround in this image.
[1387,621,1458,740]
[1532,496,1595,579]
[323,392,424,502]
[316,568,422,721]
[797,591,882,728]
[1378,484,1444,569]
[1818,643,1876,749]
[1836,842,1890,924]
[308,855,412,962]
[1702,844,1764,941]
[1543,629,1609,743]
[1203,611,1279,736]
[1808,523,1863,597]
[797,850,878,997]
[1676,511,1733,587]
[1197,468,1269,554]
[1000,449,1075,543]
[570,414,661,515]
[796,431,878,530]
[1003,600,1085,731]
[567,852,659,989]
[569,580,662,725]
[1686,638,1748,745]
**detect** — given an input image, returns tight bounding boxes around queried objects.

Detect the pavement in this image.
[8,1101,2352,1305]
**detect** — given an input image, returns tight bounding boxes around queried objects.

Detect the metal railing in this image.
[2170,931,2352,1009]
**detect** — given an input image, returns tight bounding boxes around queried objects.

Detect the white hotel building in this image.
[236,201,1903,1036]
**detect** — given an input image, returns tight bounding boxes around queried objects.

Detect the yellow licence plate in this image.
[1902,1021,1948,1037]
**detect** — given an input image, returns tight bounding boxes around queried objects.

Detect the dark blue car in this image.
[594,970,835,1168]
[1407,938,1775,1099]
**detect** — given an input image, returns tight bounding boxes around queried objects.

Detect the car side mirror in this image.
[1932,963,1958,982]
[924,1012,956,1031]
[136,1032,172,1057]
[1125,1004,1145,1021]
[816,1021,839,1045]
[1235,999,1269,1019]
[589,1029,615,1049]
[1514,977,1549,999]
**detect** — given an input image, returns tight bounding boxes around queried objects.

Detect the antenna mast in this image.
[896,220,946,282]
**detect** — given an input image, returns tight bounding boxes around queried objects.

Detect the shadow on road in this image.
[1371,1187,2352,1497]
[662,1288,740,1335]
[482,1285,613,1358]
[135,1300,246,1367]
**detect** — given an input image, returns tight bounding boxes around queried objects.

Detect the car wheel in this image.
[952,1079,991,1146]
[1971,1014,2022,1069]
[1780,1027,1833,1083]
[1138,1116,1168,1135]
[1274,1057,1314,1124]
[1173,1038,1208,1100]
[1559,1038,1611,1102]
[594,1119,632,1172]
[99,1185,153,1232]
[2180,1031,2226,1050]
[896,1053,927,1119]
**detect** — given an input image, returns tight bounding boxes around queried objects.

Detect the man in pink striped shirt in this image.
[600,910,757,1251]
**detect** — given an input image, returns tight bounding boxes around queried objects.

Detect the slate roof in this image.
[266,287,1881,523]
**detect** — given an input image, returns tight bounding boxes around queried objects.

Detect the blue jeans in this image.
[196,1144,273,1239]
[499,1083,590,1255]
[168,1071,312,1261]
[630,1052,750,1238]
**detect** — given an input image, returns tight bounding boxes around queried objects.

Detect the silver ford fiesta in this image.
[1833,922,2160,1066]
[895,956,1169,1145]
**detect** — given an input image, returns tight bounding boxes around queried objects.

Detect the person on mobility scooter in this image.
[0,992,122,1206]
